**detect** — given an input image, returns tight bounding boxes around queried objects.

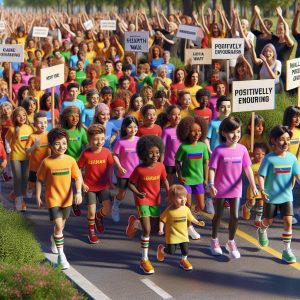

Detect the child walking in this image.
[127,135,169,274]
[36,128,83,269]
[157,185,205,271]
[209,116,258,259]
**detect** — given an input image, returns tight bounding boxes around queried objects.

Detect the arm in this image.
[208,168,217,197]
[239,55,253,77]
[276,7,294,47]
[201,4,210,35]
[155,7,164,30]
[128,181,146,198]
[205,138,212,155]
[175,160,185,184]
[26,137,40,154]
[112,153,127,175]
[0,159,7,170]
[249,41,262,65]
[161,11,170,26]
[220,8,230,33]
[236,11,251,49]
[162,177,170,193]
[244,165,258,197]
[255,6,272,36]
[292,4,300,36]
[36,180,43,208]
[260,55,278,79]
[257,175,269,202]
[158,220,164,235]
[250,10,258,33]
[74,175,83,205]
[204,160,208,185]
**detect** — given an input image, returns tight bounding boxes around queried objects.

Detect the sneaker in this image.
[225,240,241,259]
[126,215,138,238]
[157,244,165,262]
[282,249,297,264]
[21,200,27,212]
[57,253,70,270]
[179,259,193,271]
[224,200,230,209]
[188,225,200,240]
[15,197,23,211]
[292,216,298,225]
[140,259,154,274]
[242,204,250,220]
[95,214,105,233]
[210,238,223,255]
[257,228,269,247]
[205,197,215,214]
[72,204,81,217]
[88,227,100,244]
[111,200,120,223]
[50,235,58,254]
[254,220,262,228]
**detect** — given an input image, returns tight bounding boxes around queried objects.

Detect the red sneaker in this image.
[88,227,100,244]
[95,214,105,233]
[72,204,81,217]
[126,215,137,238]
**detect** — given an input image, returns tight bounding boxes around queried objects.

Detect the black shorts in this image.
[164,242,189,256]
[116,177,129,189]
[264,202,293,219]
[85,190,111,205]
[28,171,37,182]
[165,166,176,175]
[49,206,71,221]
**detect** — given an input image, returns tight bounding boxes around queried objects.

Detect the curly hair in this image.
[60,106,82,130]
[136,135,164,163]
[176,116,208,143]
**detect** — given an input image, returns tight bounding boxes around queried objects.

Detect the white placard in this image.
[0,44,24,63]
[100,20,116,31]
[286,57,300,90]
[125,31,149,53]
[184,48,212,65]
[176,24,201,41]
[40,64,65,90]
[232,79,275,113]
[84,20,93,31]
[32,26,49,38]
[212,38,244,59]
[0,21,5,31]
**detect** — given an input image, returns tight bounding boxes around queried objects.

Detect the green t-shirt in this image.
[77,94,87,106]
[61,50,71,62]
[143,74,155,87]
[100,73,118,93]
[76,71,86,87]
[66,127,88,161]
[175,142,209,185]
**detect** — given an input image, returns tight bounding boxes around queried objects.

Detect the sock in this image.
[245,200,253,211]
[54,234,64,255]
[282,231,292,250]
[181,255,187,260]
[96,208,105,219]
[87,218,95,230]
[113,197,121,207]
[141,236,149,260]
[255,201,263,221]
[260,220,269,232]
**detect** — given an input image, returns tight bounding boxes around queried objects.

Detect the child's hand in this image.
[136,191,146,198]
[252,187,259,197]
[0,159,7,169]
[197,219,205,227]
[82,183,89,192]
[74,193,83,205]
[178,176,186,185]
[118,166,127,175]
[261,190,269,203]
[36,196,43,209]
[209,185,217,198]
[158,230,164,236]
[34,137,40,147]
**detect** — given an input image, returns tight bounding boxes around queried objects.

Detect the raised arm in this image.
[292,4,300,36]
[235,10,251,49]
[249,40,262,65]
[276,6,294,47]
[155,6,164,30]
[255,5,272,36]
[201,4,210,35]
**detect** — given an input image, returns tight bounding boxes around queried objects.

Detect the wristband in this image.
[208,182,214,187]
[76,191,81,194]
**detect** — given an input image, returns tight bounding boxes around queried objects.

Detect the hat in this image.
[110,99,125,109]
[96,103,110,113]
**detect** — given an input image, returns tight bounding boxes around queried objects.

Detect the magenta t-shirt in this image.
[209,143,251,198]
[113,136,139,178]
[162,127,181,167]
[209,96,219,119]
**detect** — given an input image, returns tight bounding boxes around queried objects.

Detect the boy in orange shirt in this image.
[36,128,82,270]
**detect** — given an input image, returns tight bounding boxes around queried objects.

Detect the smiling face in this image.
[35,117,48,133]
[89,133,105,152]
[28,100,37,114]
[191,72,199,86]
[16,110,27,125]
[263,46,275,61]
[50,137,68,157]
[133,96,143,111]
[188,122,202,144]
[176,70,185,82]
[168,107,181,127]
[125,121,138,138]
[291,114,300,128]
[146,146,160,165]
[252,147,266,164]
[272,132,290,154]
[143,108,157,126]
[179,94,191,110]
[97,110,110,124]
[253,121,264,137]
[67,113,79,129]
[222,127,241,147]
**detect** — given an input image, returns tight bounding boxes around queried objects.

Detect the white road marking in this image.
[141,278,173,299]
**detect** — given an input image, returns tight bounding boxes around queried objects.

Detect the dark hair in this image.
[173,67,187,83]
[101,86,113,95]
[196,89,211,101]
[118,75,130,86]
[34,111,47,123]
[129,93,142,111]
[122,63,132,72]
[214,80,228,95]
[246,114,265,135]
[155,112,168,129]
[166,104,181,116]
[60,106,82,129]
[216,96,231,110]
[253,142,269,154]
[219,116,242,143]
[269,125,292,146]
[283,106,300,129]
[184,70,200,87]
[120,116,138,137]
[154,90,167,99]
[39,92,59,111]
[141,104,156,118]
[81,79,92,87]
[67,82,79,92]
[21,96,38,114]
[87,124,106,140]
[136,135,164,163]
[48,127,69,146]
[17,85,29,106]
[12,71,23,84]
[177,116,208,143]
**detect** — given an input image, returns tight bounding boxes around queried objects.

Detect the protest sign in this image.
[286,57,300,91]
[176,24,202,41]
[40,64,65,90]
[32,26,49,38]
[212,38,244,59]
[100,20,117,31]
[84,20,93,30]
[184,48,212,65]
[0,44,24,63]
[125,31,149,52]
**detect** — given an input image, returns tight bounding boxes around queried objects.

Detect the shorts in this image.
[164,242,189,256]
[116,177,129,189]
[28,171,37,183]
[184,183,204,195]
[165,166,176,175]
[264,202,293,219]
[246,185,262,200]
[137,205,160,218]
[85,190,110,205]
[49,206,71,221]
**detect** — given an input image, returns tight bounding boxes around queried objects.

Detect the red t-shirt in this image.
[137,124,162,137]
[194,107,212,124]
[170,82,185,104]
[130,162,167,206]
[77,147,114,192]
[0,142,6,161]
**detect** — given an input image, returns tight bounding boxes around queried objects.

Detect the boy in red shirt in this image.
[194,89,212,124]
[137,104,162,137]
[77,124,114,243]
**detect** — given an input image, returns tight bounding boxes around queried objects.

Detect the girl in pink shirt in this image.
[208,116,258,259]
[112,116,140,222]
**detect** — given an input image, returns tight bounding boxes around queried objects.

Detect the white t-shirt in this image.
[259,60,281,83]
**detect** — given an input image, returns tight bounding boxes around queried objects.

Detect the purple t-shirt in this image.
[113,136,139,178]
[162,126,181,167]
[209,143,251,198]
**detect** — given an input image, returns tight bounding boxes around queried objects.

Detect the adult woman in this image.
[183,70,202,110]
[148,45,164,71]
[170,68,186,104]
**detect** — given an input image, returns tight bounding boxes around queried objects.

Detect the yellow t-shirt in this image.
[180,109,194,119]
[183,85,202,110]
[160,205,196,244]
[246,161,262,200]
[37,154,81,208]
[86,50,97,64]
[5,125,34,161]
[239,134,268,155]
[288,128,300,161]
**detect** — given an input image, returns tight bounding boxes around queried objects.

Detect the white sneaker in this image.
[57,253,70,270]
[292,216,298,225]
[226,240,241,259]
[15,197,23,211]
[210,238,223,255]
[50,235,58,254]
[188,225,200,240]
[111,199,120,222]
[205,197,215,214]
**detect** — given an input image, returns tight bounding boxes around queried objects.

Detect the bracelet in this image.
[208,182,214,187]
[76,191,81,194]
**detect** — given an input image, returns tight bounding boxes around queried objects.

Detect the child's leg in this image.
[228,197,240,240]
[112,183,126,222]
[53,217,66,255]
[20,160,29,197]
[195,194,205,212]
[179,242,193,270]
[257,203,274,247]
[212,198,225,239]
[255,199,264,224]
[282,215,293,250]
[140,216,151,260]
[242,198,255,220]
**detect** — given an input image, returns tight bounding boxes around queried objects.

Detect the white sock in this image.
[141,236,149,260]
[181,255,187,260]
[58,247,64,255]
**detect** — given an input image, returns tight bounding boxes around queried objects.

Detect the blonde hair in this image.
[168,184,187,203]
[12,106,29,126]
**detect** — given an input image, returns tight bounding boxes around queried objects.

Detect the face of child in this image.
[89,133,105,151]
[272,132,290,153]
[89,94,100,107]
[105,63,113,74]
[115,62,122,71]
[1,104,12,117]
[218,101,231,118]
[237,63,247,76]
[121,79,130,90]
[159,69,167,78]
[216,84,226,96]
[154,97,166,108]
[67,113,79,128]
[191,73,199,85]
[83,84,92,93]
[0,85,8,97]
[77,61,84,71]
[15,73,22,83]
[25,66,31,74]
[16,111,27,125]
[263,47,274,61]
[291,114,300,128]
[113,107,125,119]
[189,122,201,144]
[180,94,191,110]
[143,109,157,126]
[51,137,68,156]
[126,121,138,138]
[172,194,187,208]
[254,122,264,136]
[163,52,170,63]
[146,146,160,165]
[35,117,48,132]
[199,96,209,108]
[28,100,36,114]
[102,93,112,105]
[22,89,29,99]
[168,107,181,127]
[210,73,219,84]
[124,69,132,77]
[252,147,266,163]
[145,88,153,99]
[97,111,110,124]
[212,62,221,70]
[69,88,79,100]
[133,97,143,110]
[176,70,185,82]
[223,127,241,146]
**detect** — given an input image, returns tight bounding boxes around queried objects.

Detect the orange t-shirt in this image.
[37,154,81,208]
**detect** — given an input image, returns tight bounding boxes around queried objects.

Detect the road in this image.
[1,179,300,300]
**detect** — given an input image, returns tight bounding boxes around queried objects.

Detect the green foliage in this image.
[0,205,44,265]
[0,263,86,300]
[170,57,185,69]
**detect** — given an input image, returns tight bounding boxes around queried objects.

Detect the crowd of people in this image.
[0,4,300,274]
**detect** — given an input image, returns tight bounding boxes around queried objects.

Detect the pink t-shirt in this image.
[209,96,219,119]
[161,126,180,167]
[209,143,251,198]
[113,136,139,178]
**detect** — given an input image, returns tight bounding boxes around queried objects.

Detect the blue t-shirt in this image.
[61,99,85,114]
[162,63,175,79]
[207,118,222,152]
[150,58,164,70]
[104,121,119,149]
[0,96,9,104]
[82,107,95,127]
[259,152,300,204]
